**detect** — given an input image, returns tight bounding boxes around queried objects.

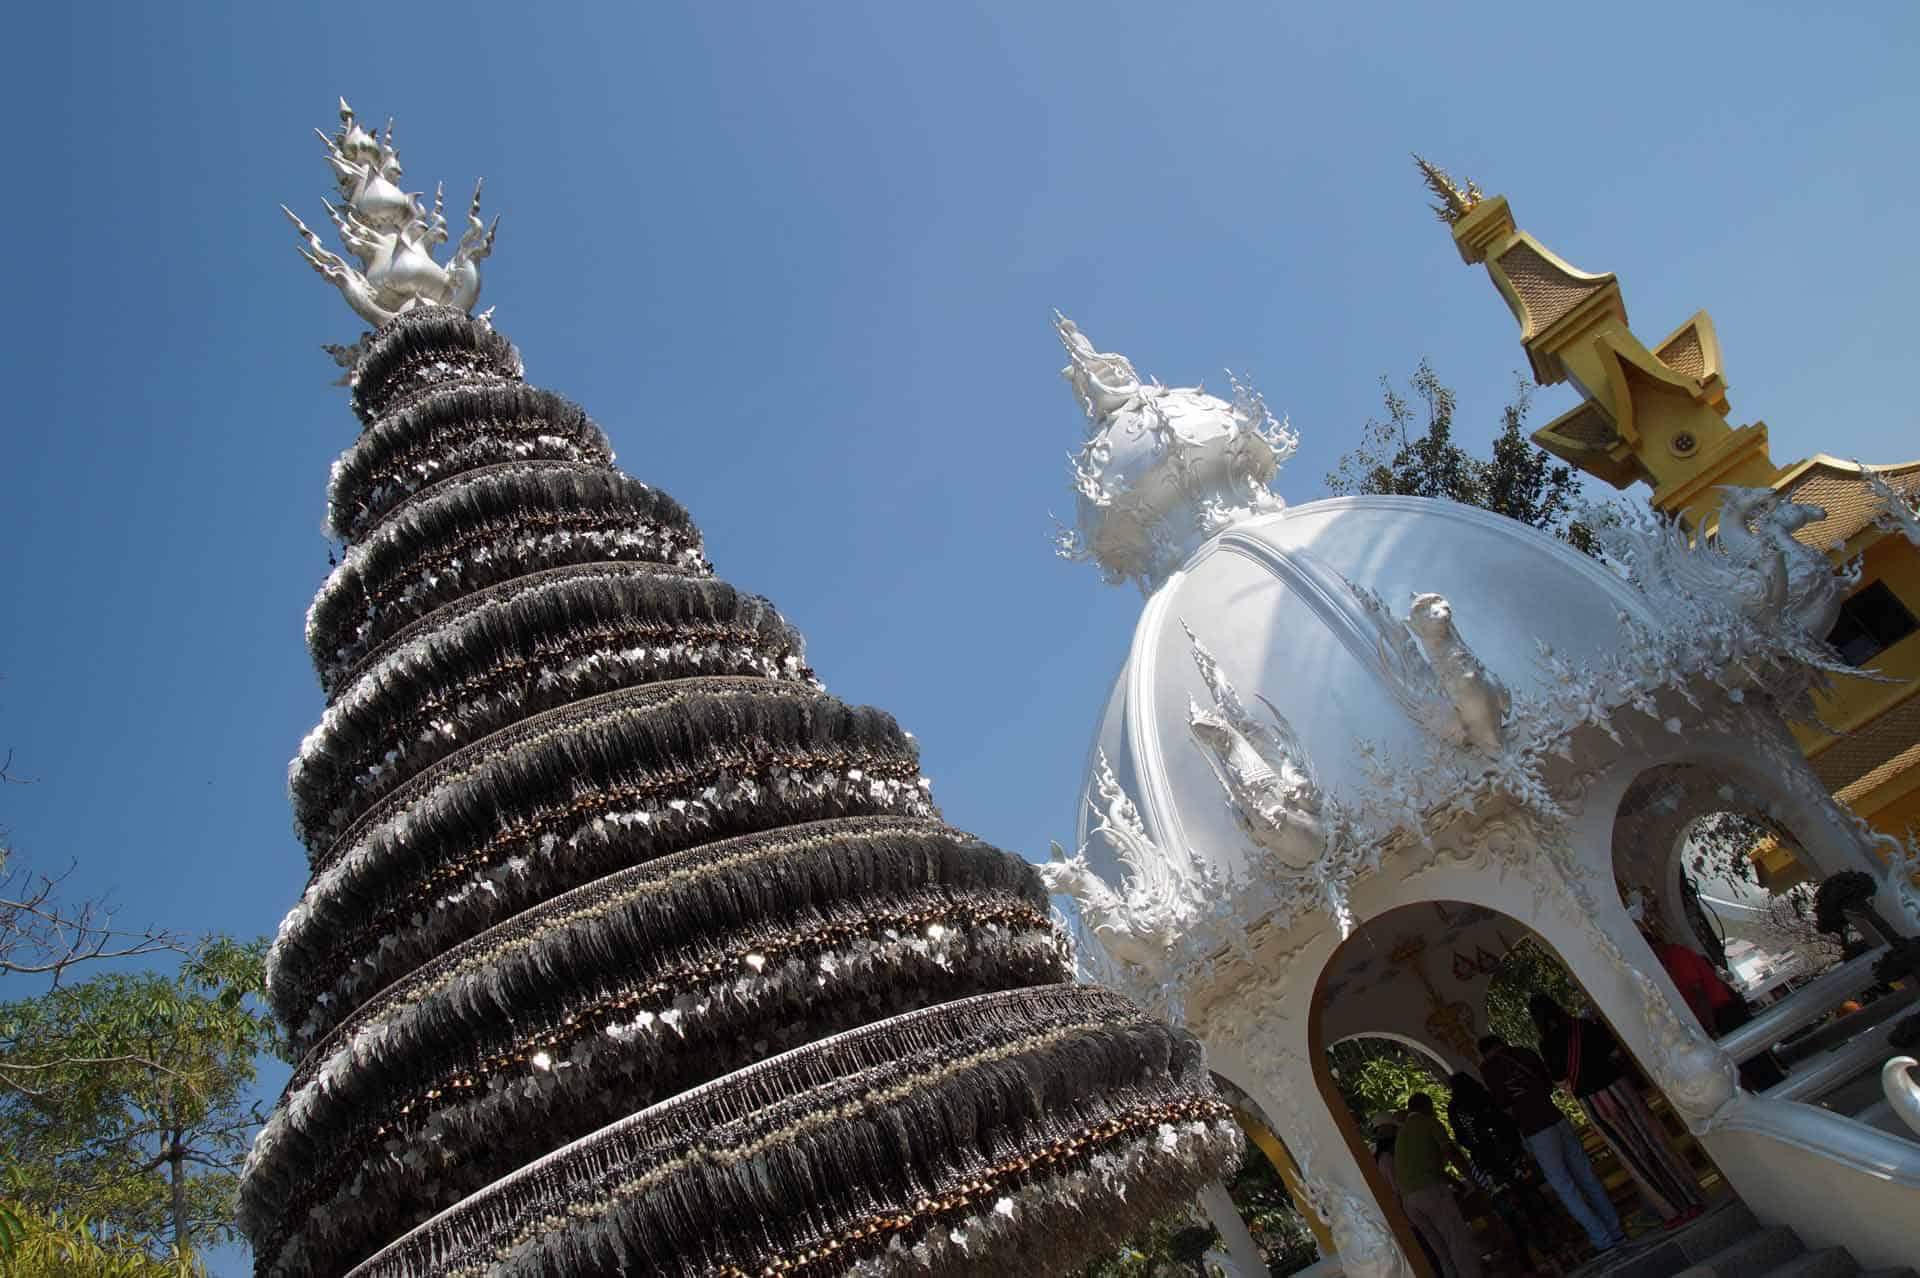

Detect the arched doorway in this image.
[1608,760,1920,1119]
[1308,900,1728,1277]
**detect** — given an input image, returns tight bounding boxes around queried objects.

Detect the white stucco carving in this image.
[1184,621,1330,872]
[1353,587,1512,755]
[1039,750,1222,997]
[1406,593,1511,754]
[1862,464,1920,547]
[1050,315,1296,594]
[1589,487,1859,678]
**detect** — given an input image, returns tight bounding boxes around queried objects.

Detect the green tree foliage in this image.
[1484,937,1585,1052]
[1324,1037,1451,1127]
[0,1199,201,1278]
[0,937,278,1260]
[1079,1142,1320,1277]
[1325,360,1596,555]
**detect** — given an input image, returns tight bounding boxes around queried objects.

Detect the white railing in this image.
[1720,947,1887,1064]
[1761,994,1920,1105]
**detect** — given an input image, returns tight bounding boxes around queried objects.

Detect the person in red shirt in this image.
[1644,926,1787,1090]
[1647,932,1733,1027]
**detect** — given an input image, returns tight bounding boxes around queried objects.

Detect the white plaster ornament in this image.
[1860,462,1920,548]
[1050,314,1296,594]
[283,99,499,329]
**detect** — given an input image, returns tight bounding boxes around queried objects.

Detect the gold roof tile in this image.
[1778,460,1920,550]
[1813,692,1920,793]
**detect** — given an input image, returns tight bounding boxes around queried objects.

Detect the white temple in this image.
[1040,316,1920,1276]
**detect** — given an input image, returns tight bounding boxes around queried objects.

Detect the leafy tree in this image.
[1484,938,1586,1052]
[1683,811,1774,886]
[1324,1036,1451,1127]
[0,937,278,1261]
[0,1199,200,1277]
[1080,1142,1320,1276]
[1325,360,1596,555]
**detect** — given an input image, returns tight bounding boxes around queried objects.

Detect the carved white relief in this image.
[1049,315,1297,594]
[1846,816,1920,935]
[1179,622,1382,937]
[1183,621,1329,873]
[284,99,499,329]
[1587,488,1859,682]
[1350,586,1511,755]
[1861,463,1920,548]
[1406,593,1511,754]
[1039,750,1224,1001]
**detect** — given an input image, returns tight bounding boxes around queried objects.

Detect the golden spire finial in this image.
[1412,154,1483,225]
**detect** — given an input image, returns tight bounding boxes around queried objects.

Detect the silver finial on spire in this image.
[282,99,499,329]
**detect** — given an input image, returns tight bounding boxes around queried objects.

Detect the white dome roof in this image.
[1078,494,1657,885]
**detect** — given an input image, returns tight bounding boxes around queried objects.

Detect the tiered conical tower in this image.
[238,102,1238,1278]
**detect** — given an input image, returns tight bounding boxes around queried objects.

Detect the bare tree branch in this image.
[0,857,183,983]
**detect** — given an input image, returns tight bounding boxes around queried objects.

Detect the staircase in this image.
[1576,1200,1915,1278]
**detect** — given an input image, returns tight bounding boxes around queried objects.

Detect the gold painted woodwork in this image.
[1441,182,1920,852]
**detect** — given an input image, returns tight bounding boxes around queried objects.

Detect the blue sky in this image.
[3,3,1917,1272]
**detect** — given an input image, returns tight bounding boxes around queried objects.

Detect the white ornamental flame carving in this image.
[1039,750,1216,981]
[1049,314,1297,594]
[282,99,500,329]
[1860,462,1920,548]
[1592,486,1858,647]
[1183,621,1329,872]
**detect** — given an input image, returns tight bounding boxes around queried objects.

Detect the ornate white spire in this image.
[1050,313,1297,594]
[282,99,499,330]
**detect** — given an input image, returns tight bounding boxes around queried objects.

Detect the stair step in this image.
[1675,1201,1759,1264]
[1763,1250,1859,1278]
[1677,1226,1804,1278]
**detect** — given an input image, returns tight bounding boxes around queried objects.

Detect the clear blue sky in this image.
[3,4,1916,1272]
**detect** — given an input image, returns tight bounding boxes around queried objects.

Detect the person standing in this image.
[1529,995,1706,1226]
[1393,1092,1484,1278]
[1371,1112,1445,1277]
[1646,927,1788,1091]
[1448,1069,1556,1277]
[1478,1032,1626,1256]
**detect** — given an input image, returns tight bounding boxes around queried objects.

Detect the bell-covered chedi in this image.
[239,104,1239,1278]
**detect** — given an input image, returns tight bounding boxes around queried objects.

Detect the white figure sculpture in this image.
[1348,583,1508,754]
[1592,486,1852,644]
[283,100,499,329]
[1406,593,1510,754]
[1038,751,1209,977]
[1746,491,1852,639]
[1184,622,1329,871]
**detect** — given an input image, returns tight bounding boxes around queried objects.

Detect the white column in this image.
[1199,1180,1268,1276]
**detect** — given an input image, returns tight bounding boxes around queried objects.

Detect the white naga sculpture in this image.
[1184,622,1329,871]
[1884,1057,1920,1140]
[1596,486,1854,642]
[282,100,499,327]
[1040,751,1209,977]
[1861,463,1920,548]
